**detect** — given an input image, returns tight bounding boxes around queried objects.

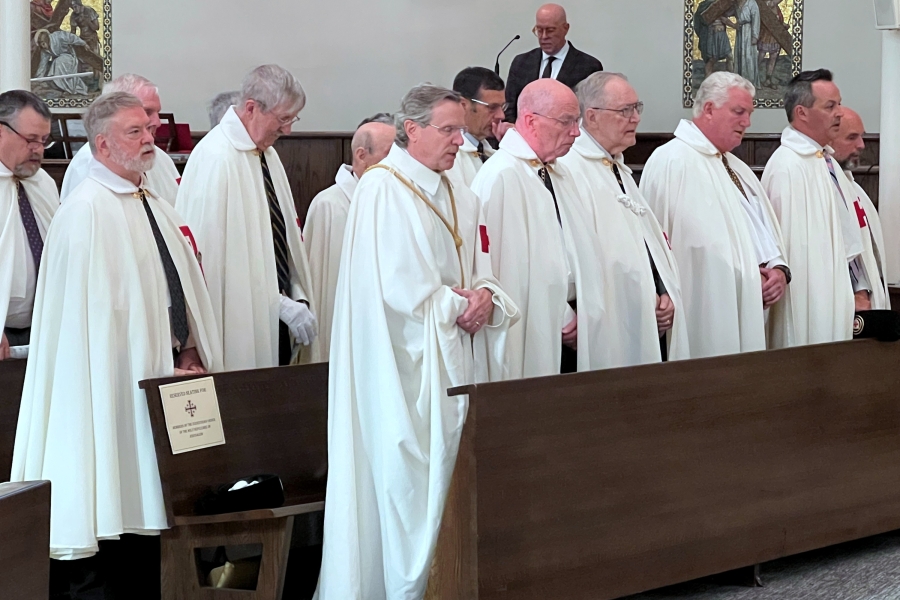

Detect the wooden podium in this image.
[428,339,900,600]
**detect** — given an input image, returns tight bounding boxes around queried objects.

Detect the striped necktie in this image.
[824,155,849,209]
[259,152,291,295]
[16,181,43,275]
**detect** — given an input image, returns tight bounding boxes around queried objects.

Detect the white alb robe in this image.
[470,128,608,378]
[845,170,890,309]
[446,133,494,188]
[0,163,58,330]
[762,126,869,344]
[315,144,517,600]
[11,161,223,560]
[303,164,357,358]
[176,107,317,369]
[61,143,181,206]
[559,131,690,364]
[641,119,793,358]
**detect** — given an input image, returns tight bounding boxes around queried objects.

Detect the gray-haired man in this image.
[177,64,318,369]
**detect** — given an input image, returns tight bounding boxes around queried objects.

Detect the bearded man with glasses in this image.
[0,90,59,360]
[504,3,603,122]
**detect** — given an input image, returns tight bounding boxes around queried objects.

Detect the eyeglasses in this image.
[532,112,579,129]
[590,102,644,119]
[532,26,560,37]
[469,97,510,113]
[276,115,301,126]
[427,123,468,136]
[0,121,55,149]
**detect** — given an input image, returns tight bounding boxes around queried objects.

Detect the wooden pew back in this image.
[0,360,27,482]
[0,481,50,600]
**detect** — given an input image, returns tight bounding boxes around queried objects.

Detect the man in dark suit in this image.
[505,3,603,122]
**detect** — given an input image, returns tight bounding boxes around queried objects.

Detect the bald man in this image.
[471,79,605,378]
[303,115,395,356]
[830,108,890,309]
[505,3,603,122]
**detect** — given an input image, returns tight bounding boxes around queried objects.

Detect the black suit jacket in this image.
[505,42,603,122]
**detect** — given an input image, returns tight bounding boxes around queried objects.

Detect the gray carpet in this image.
[622,531,900,599]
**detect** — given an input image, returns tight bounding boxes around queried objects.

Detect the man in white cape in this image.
[471,78,609,378]
[60,74,182,205]
[642,72,793,358]
[829,107,890,309]
[177,64,318,369]
[560,72,689,365]
[303,115,394,357]
[762,69,878,343]
[11,93,222,599]
[315,85,518,600]
[0,90,59,359]
[446,66,511,187]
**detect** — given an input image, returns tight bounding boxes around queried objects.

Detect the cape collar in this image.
[844,169,856,183]
[780,125,834,157]
[88,159,149,196]
[498,128,555,168]
[219,106,259,153]
[334,163,358,200]
[574,128,632,174]
[0,159,14,179]
[674,119,721,157]
[387,144,442,196]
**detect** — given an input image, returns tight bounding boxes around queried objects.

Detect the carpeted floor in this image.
[622,530,900,599]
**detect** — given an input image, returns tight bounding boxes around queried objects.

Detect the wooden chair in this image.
[140,364,328,600]
[0,481,50,600]
[50,113,88,159]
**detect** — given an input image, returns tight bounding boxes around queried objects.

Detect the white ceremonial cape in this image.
[559,131,690,364]
[315,144,517,600]
[446,134,494,188]
[176,106,317,369]
[845,170,890,309]
[11,161,223,560]
[302,164,357,359]
[470,128,608,378]
[0,163,58,329]
[61,143,181,205]
[641,120,792,358]
[762,126,867,344]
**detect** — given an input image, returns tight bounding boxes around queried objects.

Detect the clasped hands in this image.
[280,295,318,346]
[453,287,494,334]
[760,266,787,309]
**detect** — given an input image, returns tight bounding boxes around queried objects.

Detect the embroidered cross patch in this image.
[479,225,490,253]
[854,200,868,228]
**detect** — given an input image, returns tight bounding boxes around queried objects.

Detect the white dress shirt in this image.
[539,41,570,80]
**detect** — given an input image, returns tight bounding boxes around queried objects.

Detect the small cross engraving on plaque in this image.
[185,400,197,417]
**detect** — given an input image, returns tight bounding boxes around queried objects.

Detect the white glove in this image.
[279,296,318,346]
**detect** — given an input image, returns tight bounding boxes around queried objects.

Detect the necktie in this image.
[260,152,291,295]
[16,181,43,274]
[538,166,562,226]
[611,163,667,295]
[542,56,556,79]
[824,155,849,209]
[139,189,189,349]
[476,140,487,163]
[611,163,627,194]
[721,155,748,200]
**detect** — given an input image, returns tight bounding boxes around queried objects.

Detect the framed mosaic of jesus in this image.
[683,0,804,109]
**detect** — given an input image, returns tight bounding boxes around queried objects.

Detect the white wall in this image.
[111,0,883,133]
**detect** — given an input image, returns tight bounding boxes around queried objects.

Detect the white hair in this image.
[102,73,158,98]
[208,90,240,128]
[575,72,629,118]
[692,71,755,118]
[238,64,306,114]
[83,92,143,154]
[394,84,461,148]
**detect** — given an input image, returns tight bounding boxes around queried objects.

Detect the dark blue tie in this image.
[17,182,43,274]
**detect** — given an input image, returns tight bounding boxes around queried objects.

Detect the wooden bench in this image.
[429,339,900,600]
[0,481,50,600]
[140,363,329,600]
[0,359,27,482]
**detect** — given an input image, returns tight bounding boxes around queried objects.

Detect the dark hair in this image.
[0,89,51,123]
[784,69,833,123]
[358,112,394,128]
[452,67,505,100]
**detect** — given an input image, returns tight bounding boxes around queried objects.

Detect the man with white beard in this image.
[177,64,317,369]
[471,78,607,377]
[303,114,395,356]
[0,90,59,359]
[12,92,222,600]
[828,107,889,309]
[559,72,689,365]
[315,84,517,600]
[61,74,182,204]
[762,69,880,343]
[642,72,792,358]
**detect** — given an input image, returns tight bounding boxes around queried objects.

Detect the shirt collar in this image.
[219,106,259,153]
[574,128,632,174]
[0,159,13,179]
[674,119,722,157]
[87,159,147,195]
[781,125,834,157]
[543,41,570,61]
[498,128,553,168]
[334,163,358,200]
[387,144,442,196]
[461,132,480,152]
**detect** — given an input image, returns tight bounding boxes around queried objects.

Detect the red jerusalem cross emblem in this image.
[185,400,198,417]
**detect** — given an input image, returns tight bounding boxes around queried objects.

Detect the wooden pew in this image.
[0,481,50,600]
[0,359,27,482]
[430,339,900,600]
[140,364,328,600]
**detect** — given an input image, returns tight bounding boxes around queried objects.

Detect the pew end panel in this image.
[0,480,51,600]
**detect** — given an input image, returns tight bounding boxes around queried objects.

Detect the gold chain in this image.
[365,164,466,289]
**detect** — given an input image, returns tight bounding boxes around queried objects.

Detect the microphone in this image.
[495,35,521,75]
